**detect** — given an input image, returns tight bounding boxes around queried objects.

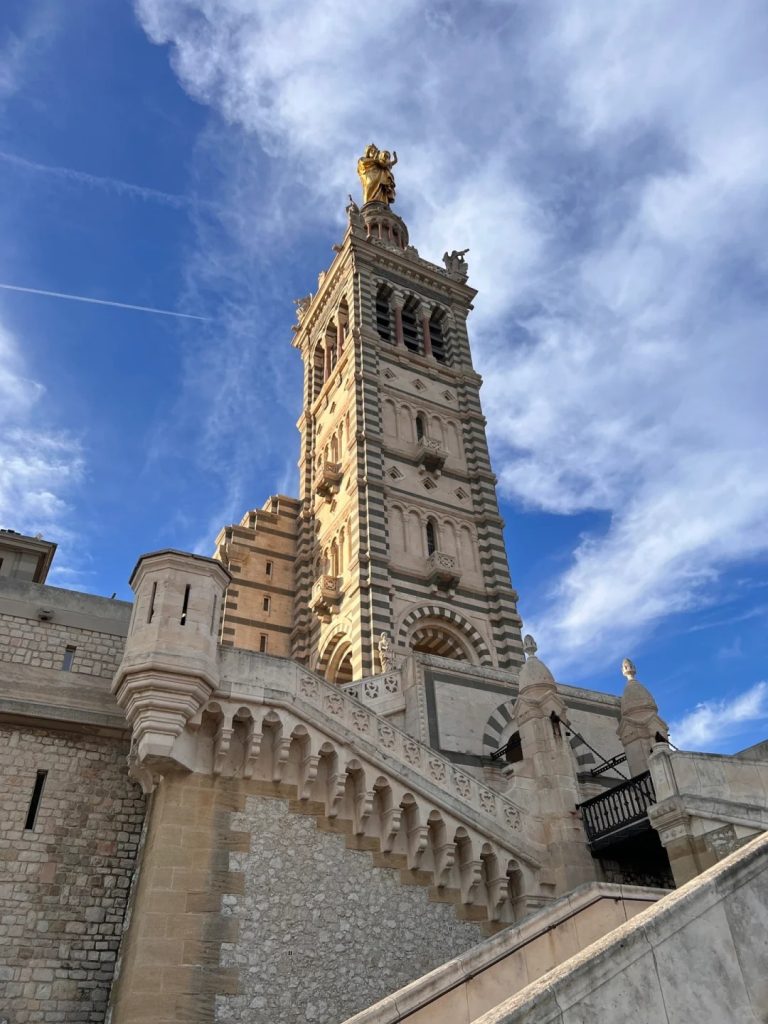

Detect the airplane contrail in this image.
[0,150,206,210]
[0,282,209,321]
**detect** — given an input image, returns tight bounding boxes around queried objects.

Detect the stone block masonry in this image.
[0,612,125,677]
[217,793,484,1024]
[0,724,145,1023]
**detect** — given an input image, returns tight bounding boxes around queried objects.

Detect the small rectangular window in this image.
[180,584,191,625]
[259,634,268,653]
[147,581,157,623]
[61,646,76,671]
[265,560,273,577]
[24,770,47,831]
[262,596,271,613]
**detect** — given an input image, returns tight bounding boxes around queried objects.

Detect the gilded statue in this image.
[357,144,398,206]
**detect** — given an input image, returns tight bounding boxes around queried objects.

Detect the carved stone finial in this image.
[621,657,637,681]
[523,634,538,658]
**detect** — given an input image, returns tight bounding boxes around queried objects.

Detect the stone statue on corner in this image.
[377,631,396,673]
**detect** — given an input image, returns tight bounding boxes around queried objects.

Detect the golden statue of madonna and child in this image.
[357,144,398,206]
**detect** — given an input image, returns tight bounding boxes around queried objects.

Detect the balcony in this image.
[316,461,342,499]
[578,771,656,851]
[311,574,343,621]
[426,551,462,591]
[415,436,447,474]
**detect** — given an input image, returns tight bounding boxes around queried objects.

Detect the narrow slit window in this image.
[147,581,157,623]
[61,645,76,671]
[210,596,218,635]
[262,596,271,613]
[24,770,47,831]
[180,584,191,625]
[259,634,268,653]
[426,520,437,556]
[265,560,273,577]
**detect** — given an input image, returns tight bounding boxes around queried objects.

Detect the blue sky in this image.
[1,0,767,753]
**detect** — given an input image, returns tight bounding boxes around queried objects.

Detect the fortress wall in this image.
[0,724,145,1024]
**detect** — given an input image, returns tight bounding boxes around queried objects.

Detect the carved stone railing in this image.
[416,436,447,474]
[218,658,535,861]
[342,671,405,715]
[310,575,342,621]
[426,551,461,590]
[316,460,342,498]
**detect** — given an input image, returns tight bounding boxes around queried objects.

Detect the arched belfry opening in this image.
[410,621,473,662]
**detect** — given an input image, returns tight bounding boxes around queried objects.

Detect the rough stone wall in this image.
[0,613,125,677]
[217,794,484,1024]
[0,724,145,1023]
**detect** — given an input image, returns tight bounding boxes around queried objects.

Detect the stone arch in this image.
[482,698,596,768]
[397,605,494,667]
[317,628,355,684]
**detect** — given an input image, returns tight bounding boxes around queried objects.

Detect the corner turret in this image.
[112,549,230,787]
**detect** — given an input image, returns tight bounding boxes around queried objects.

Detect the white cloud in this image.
[134,1,768,669]
[0,321,84,545]
[670,681,768,752]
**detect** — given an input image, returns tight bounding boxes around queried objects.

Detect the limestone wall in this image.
[0,724,145,1023]
[470,830,768,1024]
[649,744,768,884]
[0,611,125,677]
[217,792,485,1024]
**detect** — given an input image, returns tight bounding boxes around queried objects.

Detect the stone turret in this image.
[112,549,230,787]
[618,658,669,776]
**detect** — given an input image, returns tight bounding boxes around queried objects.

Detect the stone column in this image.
[392,299,405,348]
[420,305,433,358]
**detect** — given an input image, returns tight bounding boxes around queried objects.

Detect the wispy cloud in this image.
[134,0,768,669]
[0,2,59,103]
[0,149,213,210]
[0,318,84,544]
[0,282,209,320]
[670,681,768,751]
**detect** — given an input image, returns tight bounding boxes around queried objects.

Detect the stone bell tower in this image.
[289,145,524,681]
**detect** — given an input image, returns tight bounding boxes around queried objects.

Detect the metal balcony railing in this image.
[578,771,656,849]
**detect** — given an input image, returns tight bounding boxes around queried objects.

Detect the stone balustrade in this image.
[426,550,462,590]
[342,670,405,715]
[415,435,447,473]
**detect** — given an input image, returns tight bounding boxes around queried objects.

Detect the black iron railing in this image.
[578,771,656,846]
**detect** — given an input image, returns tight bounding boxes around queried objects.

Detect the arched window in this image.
[430,311,447,364]
[401,298,422,354]
[338,298,350,350]
[312,342,325,400]
[326,321,338,372]
[426,518,438,556]
[330,540,339,577]
[375,285,392,343]
[415,412,426,441]
[338,528,345,573]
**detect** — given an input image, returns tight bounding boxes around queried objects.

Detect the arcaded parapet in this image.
[217,793,484,1024]
[0,724,145,1024]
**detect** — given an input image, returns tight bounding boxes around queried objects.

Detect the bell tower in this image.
[289,145,524,681]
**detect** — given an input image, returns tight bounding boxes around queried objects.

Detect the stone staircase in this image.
[183,650,549,928]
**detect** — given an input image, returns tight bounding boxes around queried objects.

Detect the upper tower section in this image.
[289,146,524,682]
